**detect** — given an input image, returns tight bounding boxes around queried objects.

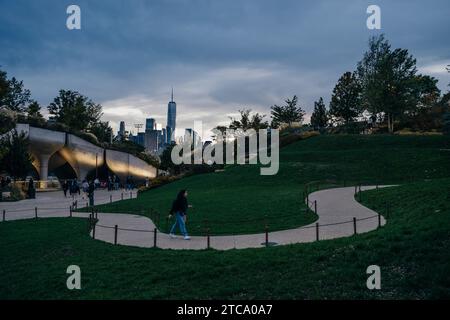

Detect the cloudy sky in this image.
[1,0,449,140]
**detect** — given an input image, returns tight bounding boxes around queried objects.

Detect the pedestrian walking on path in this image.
[169,189,192,240]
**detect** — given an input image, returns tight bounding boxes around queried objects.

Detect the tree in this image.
[48,90,102,131]
[228,109,268,130]
[0,68,31,112]
[357,34,419,133]
[329,72,362,126]
[27,100,43,119]
[0,130,33,180]
[270,95,305,128]
[310,97,328,130]
[89,121,113,144]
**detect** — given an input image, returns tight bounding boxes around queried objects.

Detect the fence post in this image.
[35,207,38,219]
[153,228,157,247]
[2,209,5,222]
[114,225,118,245]
[69,206,72,218]
[315,223,319,241]
[314,200,317,215]
[378,213,381,227]
[265,225,269,247]
[207,228,210,249]
[92,222,96,239]
[353,217,357,235]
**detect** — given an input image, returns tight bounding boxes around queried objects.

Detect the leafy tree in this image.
[0,68,31,112]
[310,97,328,130]
[329,72,362,125]
[27,100,43,118]
[0,130,33,179]
[48,90,102,131]
[270,95,305,128]
[229,109,268,130]
[89,121,113,144]
[159,143,182,174]
[357,34,419,133]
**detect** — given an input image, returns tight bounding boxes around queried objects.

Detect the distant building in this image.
[185,128,201,147]
[145,130,160,153]
[118,121,126,138]
[145,118,156,132]
[167,88,176,143]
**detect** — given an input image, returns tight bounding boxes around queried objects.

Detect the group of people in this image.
[62,179,95,206]
[107,175,120,191]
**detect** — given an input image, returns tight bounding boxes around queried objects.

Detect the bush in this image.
[280,131,319,148]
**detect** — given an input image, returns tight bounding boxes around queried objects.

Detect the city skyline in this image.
[1,1,449,140]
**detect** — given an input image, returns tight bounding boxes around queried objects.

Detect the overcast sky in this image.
[1,0,449,140]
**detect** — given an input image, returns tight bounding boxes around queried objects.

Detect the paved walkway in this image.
[0,186,387,250]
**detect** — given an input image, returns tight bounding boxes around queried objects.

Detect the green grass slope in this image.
[1,178,449,299]
[88,135,450,235]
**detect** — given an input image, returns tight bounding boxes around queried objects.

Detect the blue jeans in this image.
[170,212,188,236]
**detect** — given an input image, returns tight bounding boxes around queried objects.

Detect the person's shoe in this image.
[184,236,191,240]
[169,233,176,238]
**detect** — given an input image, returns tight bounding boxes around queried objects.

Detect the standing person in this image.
[62,180,68,197]
[27,177,36,199]
[88,180,95,207]
[169,189,192,240]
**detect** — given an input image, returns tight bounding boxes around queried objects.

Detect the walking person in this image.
[88,180,95,207]
[169,189,192,240]
[62,180,68,197]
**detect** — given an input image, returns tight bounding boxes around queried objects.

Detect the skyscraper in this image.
[166,88,176,143]
[145,118,156,132]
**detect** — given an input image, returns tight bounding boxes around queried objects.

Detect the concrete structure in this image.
[14,124,157,187]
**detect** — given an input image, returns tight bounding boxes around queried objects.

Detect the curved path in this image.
[0,186,388,250]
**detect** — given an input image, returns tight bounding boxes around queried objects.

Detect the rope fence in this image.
[1,184,390,249]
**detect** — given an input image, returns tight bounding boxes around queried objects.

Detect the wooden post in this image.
[314,200,317,215]
[3,209,5,222]
[153,228,157,247]
[207,228,210,249]
[92,223,96,239]
[353,217,357,235]
[315,223,319,241]
[378,213,381,228]
[114,225,118,245]
[35,207,38,219]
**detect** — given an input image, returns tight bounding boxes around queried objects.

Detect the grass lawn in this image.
[1,178,449,299]
[84,135,450,235]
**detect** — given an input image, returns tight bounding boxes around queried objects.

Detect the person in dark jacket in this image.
[169,189,192,240]
[62,180,68,197]
[87,180,95,207]
[27,177,36,199]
